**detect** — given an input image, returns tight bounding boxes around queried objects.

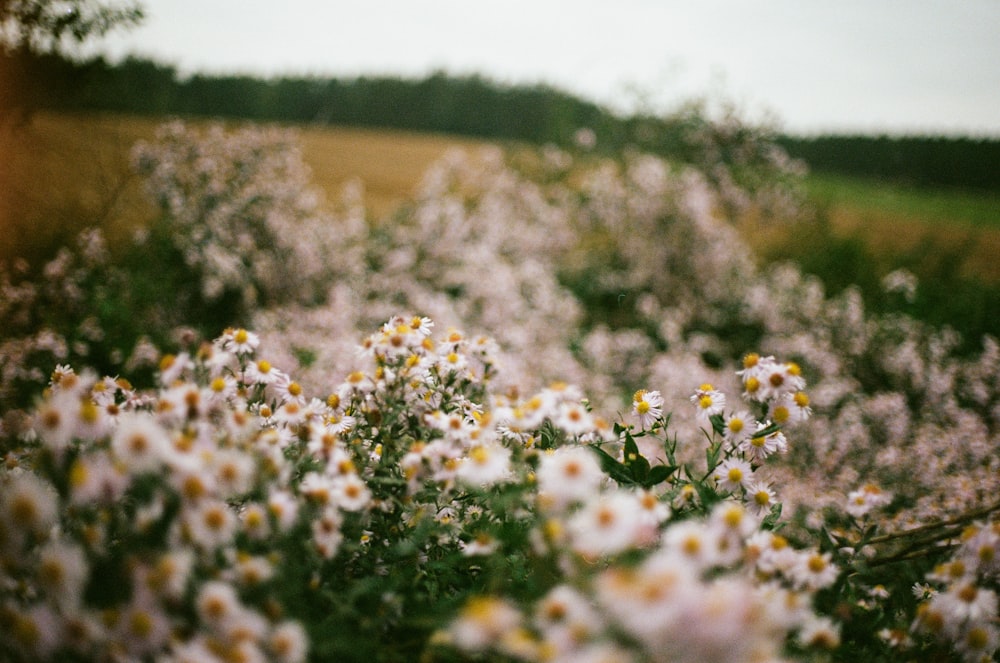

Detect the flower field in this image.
[2,114,999,662]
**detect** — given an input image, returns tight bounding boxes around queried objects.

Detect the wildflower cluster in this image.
[130,120,347,311]
[439,342,841,662]
[1,318,845,661]
[4,118,1000,661]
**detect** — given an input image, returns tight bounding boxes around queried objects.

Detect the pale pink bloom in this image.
[745,480,778,517]
[312,506,344,559]
[269,620,309,663]
[533,585,602,654]
[2,470,59,536]
[461,533,500,556]
[555,401,595,437]
[68,451,129,504]
[798,615,841,650]
[449,596,522,651]
[738,422,786,464]
[184,499,238,549]
[457,443,512,487]
[790,551,839,591]
[568,492,644,558]
[223,328,260,355]
[536,446,605,509]
[662,519,720,569]
[268,490,300,531]
[332,474,372,512]
[933,582,998,627]
[632,389,663,430]
[196,580,242,627]
[713,457,754,493]
[37,541,88,609]
[691,383,726,423]
[845,483,892,518]
[722,410,754,447]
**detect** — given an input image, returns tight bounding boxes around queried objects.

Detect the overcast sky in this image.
[93,0,1000,136]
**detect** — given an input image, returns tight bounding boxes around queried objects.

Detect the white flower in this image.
[798,615,841,650]
[268,620,309,663]
[713,457,754,493]
[790,551,839,591]
[457,443,512,487]
[745,480,778,517]
[691,383,726,422]
[332,474,372,512]
[184,499,237,549]
[449,596,522,651]
[37,541,88,609]
[555,401,595,437]
[111,412,172,474]
[568,492,644,558]
[196,580,242,626]
[536,446,605,509]
[632,389,663,430]
[722,410,754,447]
[223,328,260,355]
[845,484,892,519]
[738,422,786,464]
[2,471,59,536]
[770,391,812,425]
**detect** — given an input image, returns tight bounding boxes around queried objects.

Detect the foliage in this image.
[779,134,1000,192]
[0,0,143,55]
[0,318,850,662]
[2,111,1000,661]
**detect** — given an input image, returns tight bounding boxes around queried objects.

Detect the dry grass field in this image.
[3,111,999,286]
[0,111,483,263]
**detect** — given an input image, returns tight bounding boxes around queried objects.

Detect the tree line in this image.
[4,52,999,192]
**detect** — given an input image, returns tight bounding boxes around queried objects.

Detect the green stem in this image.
[866,498,1000,546]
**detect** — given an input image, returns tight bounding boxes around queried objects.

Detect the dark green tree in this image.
[0,0,144,124]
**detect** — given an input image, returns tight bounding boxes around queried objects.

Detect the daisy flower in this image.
[790,551,839,591]
[738,422,787,464]
[845,484,892,519]
[223,328,260,355]
[37,541,89,609]
[457,443,512,487]
[332,474,372,512]
[691,383,726,423]
[713,457,754,493]
[555,401,594,437]
[770,391,812,425]
[111,412,173,474]
[536,446,605,509]
[243,359,281,386]
[745,480,778,517]
[449,596,522,651]
[722,410,754,447]
[268,621,309,663]
[568,492,644,558]
[632,389,664,430]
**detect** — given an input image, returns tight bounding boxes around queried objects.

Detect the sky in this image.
[91,0,1000,136]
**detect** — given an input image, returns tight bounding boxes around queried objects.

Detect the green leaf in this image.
[705,442,721,471]
[761,502,783,530]
[753,421,783,439]
[644,464,676,487]
[588,444,635,486]
[709,413,726,436]
[623,434,640,462]
[693,479,721,510]
[629,453,650,483]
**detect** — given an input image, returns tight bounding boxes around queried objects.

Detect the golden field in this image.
[3,110,999,284]
[0,111,484,262]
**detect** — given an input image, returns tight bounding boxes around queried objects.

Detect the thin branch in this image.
[866,499,1000,546]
